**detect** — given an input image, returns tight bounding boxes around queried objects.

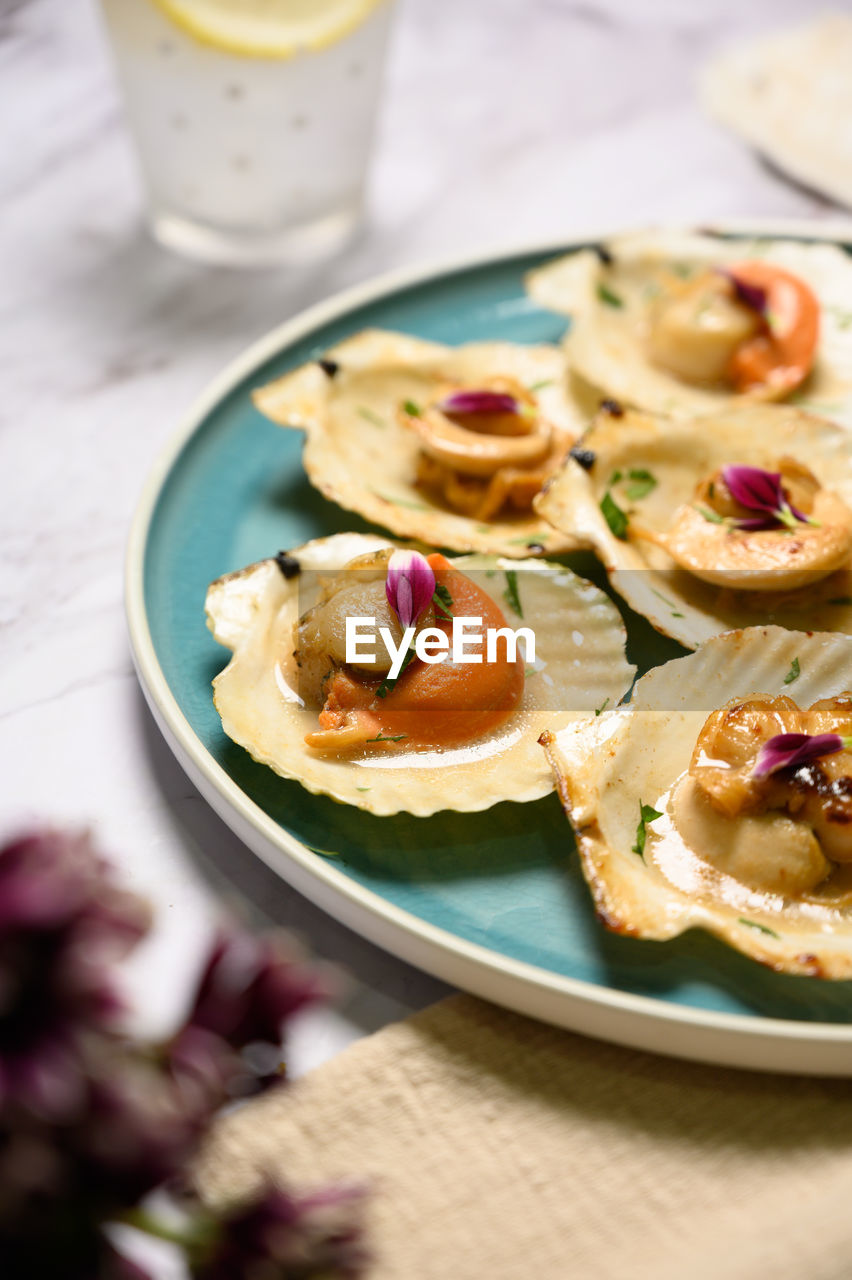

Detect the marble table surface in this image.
[4,0,852,1076]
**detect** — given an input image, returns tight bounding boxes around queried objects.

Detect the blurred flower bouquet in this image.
[0,829,369,1279]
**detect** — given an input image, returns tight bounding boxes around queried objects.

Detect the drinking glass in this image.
[99,0,396,264]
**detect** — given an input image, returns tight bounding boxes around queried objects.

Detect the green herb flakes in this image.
[594,697,610,717]
[597,283,624,308]
[600,490,628,540]
[370,491,429,511]
[402,399,422,417]
[624,468,657,501]
[376,647,416,698]
[432,583,454,618]
[650,587,684,619]
[783,657,801,685]
[737,918,779,938]
[357,406,385,427]
[503,570,523,618]
[632,802,663,859]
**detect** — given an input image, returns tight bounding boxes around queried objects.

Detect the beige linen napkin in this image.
[196,995,852,1279]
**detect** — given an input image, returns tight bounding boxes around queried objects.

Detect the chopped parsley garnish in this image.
[783,657,801,685]
[738,918,779,938]
[503,570,523,618]
[600,489,628,540]
[624,468,658,501]
[370,491,429,511]
[523,666,537,679]
[632,802,663,859]
[829,306,852,330]
[365,731,408,743]
[356,786,371,792]
[376,647,416,698]
[357,406,385,427]
[597,282,624,308]
[432,583,454,619]
[402,399,422,417]
[594,697,610,716]
[650,587,684,619]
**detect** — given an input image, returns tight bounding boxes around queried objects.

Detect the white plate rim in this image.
[126,219,852,1076]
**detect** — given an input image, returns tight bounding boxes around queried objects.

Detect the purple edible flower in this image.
[718,267,769,317]
[195,1182,370,1280]
[385,550,435,630]
[0,829,151,1120]
[179,931,328,1093]
[752,731,852,779]
[721,464,810,531]
[437,389,522,417]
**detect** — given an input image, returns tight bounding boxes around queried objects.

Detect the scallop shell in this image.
[534,401,852,649]
[541,626,852,977]
[253,329,586,558]
[701,17,852,213]
[205,533,635,816]
[525,230,852,425]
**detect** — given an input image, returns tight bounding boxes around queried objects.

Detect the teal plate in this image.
[127,233,852,1074]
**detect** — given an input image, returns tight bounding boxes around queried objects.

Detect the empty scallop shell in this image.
[205,532,636,816]
[541,626,852,977]
[534,401,852,649]
[526,230,852,425]
[252,329,586,558]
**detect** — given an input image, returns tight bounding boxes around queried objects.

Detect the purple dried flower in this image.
[385,550,436,631]
[721,464,809,531]
[0,830,150,1120]
[76,1047,225,1204]
[437,389,522,417]
[194,1182,370,1280]
[752,731,851,779]
[719,267,769,316]
[183,931,327,1063]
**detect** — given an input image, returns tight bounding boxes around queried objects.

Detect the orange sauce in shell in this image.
[316,554,524,751]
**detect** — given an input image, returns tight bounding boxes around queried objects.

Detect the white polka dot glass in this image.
[99,0,395,264]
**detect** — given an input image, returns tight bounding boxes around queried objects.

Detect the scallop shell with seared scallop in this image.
[526,230,852,424]
[205,533,635,816]
[252,330,586,558]
[540,627,852,977]
[534,400,852,650]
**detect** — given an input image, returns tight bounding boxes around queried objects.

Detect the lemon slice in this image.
[150,0,388,58]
